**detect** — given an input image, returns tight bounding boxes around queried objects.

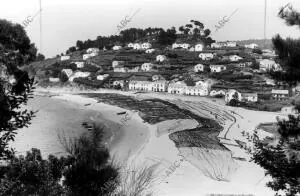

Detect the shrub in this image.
[50,69,61,78]
[59,126,119,196]
[252,48,263,54]
[73,78,104,88]
[0,148,66,195]
[59,72,69,83]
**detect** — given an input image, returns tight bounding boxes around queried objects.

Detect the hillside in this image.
[235,39,273,49]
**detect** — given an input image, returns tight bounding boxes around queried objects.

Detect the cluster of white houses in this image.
[171,42,204,51]
[110,42,154,51]
[211,41,237,48]
[128,80,210,96]
[111,57,281,74]
[126,79,263,103]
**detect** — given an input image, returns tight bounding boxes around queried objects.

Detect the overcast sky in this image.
[1,0,300,57]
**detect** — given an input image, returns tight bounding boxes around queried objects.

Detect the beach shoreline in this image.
[29,87,284,196]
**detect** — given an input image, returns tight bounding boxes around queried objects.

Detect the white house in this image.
[195,44,204,52]
[210,89,226,97]
[235,62,252,68]
[112,61,125,68]
[226,41,237,47]
[83,54,92,60]
[281,106,298,115]
[127,66,140,72]
[172,43,190,50]
[194,64,205,72]
[241,93,258,102]
[69,71,91,82]
[245,43,258,49]
[195,80,210,89]
[113,80,125,88]
[265,78,276,86]
[112,45,122,50]
[113,66,128,73]
[189,47,195,52]
[152,80,168,92]
[88,52,98,57]
[225,89,242,103]
[141,63,154,71]
[49,77,60,82]
[229,55,243,62]
[145,49,155,54]
[86,48,100,54]
[129,81,153,91]
[181,43,190,49]
[74,61,85,68]
[61,69,73,78]
[168,81,187,95]
[271,89,289,101]
[142,42,152,49]
[211,42,224,48]
[211,41,236,48]
[152,75,164,81]
[185,86,208,96]
[210,65,226,73]
[262,49,276,57]
[96,74,109,80]
[172,43,181,49]
[61,55,70,61]
[133,43,142,50]
[156,55,167,62]
[127,43,134,48]
[259,59,281,71]
[199,53,215,60]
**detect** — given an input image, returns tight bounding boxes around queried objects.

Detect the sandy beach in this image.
[13,87,286,196]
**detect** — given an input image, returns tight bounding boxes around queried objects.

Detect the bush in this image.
[228,99,240,106]
[0,148,66,195]
[73,78,104,88]
[167,53,178,58]
[59,126,119,196]
[213,94,224,98]
[252,48,263,54]
[79,64,99,72]
[67,63,78,71]
[59,72,69,83]
[50,69,61,78]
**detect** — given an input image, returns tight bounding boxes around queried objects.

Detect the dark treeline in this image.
[66,20,215,54]
[66,27,173,53]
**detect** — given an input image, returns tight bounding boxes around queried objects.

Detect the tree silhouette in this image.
[246,6,300,192]
[0,19,36,160]
[271,5,300,85]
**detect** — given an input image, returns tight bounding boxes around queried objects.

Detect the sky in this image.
[1,0,300,58]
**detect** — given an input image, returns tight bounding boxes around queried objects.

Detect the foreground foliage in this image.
[245,112,300,195]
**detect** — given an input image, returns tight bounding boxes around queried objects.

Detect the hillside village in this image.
[27,29,298,112]
[2,2,300,195]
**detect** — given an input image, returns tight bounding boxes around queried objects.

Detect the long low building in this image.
[128,80,210,96]
[129,80,169,92]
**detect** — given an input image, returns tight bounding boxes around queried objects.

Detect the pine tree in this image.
[245,6,300,195]
[271,5,300,84]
